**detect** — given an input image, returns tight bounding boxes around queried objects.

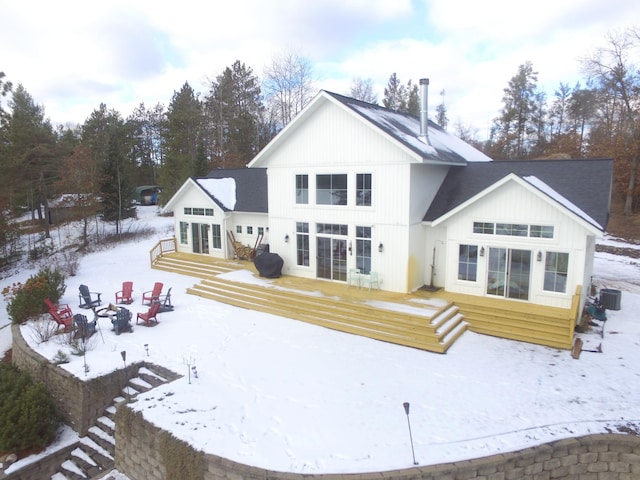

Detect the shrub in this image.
[0,364,60,452]
[2,267,66,324]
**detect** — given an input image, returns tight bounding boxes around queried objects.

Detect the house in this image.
[162,168,268,259]
[163,80,612,321]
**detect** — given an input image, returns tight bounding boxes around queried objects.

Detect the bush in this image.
[2,267,66,324]
[0,364,60,452]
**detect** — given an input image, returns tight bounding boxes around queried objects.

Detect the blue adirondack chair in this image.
[73,313,97,339]
[78,284,102,309]
[111,308,132,335]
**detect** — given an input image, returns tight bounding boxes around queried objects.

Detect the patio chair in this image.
[45,298,72,320]
[73,313,96,339]
[157,287,174,312]
[115,281,134,304]
[142,282,163,305]
[78,284,102,309]
[49,309,73,332]
[136,301,161,327]
[111,307,132,335]
[361,271,380,291]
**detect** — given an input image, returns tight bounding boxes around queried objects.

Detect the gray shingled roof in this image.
[324,91,492,165]
[423,159,613,230]
[199,168,268,213]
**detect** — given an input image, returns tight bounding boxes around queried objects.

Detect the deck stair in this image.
[443,292,576,350]
[51,365,175,480]
[187,275,467,354]
[152,252,242,278]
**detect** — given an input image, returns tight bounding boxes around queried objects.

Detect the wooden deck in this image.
[151,252,467,353]
[152,251,577,352]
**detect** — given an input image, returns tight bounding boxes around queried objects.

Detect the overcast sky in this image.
[2,0,639,138]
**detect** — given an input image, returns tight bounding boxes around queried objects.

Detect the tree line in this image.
[0,29,638,265]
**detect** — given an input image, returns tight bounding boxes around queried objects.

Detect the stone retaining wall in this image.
[10,324,640,480]
[11,323,133,435]
[116,405,640,480]
[1,444,76,480]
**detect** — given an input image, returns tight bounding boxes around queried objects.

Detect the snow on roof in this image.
[196,178,237,211]
[332,92,492,164]
[523,175,602,230]
[350,104,438,157]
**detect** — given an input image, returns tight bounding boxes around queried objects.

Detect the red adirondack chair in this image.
[49,309,73,332]
[136,301,161,327]
[45,298,72,320]
[142,282,163,305]
[115,281,134,304]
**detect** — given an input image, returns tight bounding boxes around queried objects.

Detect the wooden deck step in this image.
[188,276,466,354]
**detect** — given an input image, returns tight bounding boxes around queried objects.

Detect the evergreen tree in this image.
[382,74,419,115]
[205,61,264,168]
[436,89,449,130]
[128,102,166,186]
[488,61,541,159]
[383,73,405,111]
[4,84,57,229]
[99,120,136,234]
[159,82,204,202]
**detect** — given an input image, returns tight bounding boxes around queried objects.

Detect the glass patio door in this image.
[191,223,210,254]
[317,237,347,281]
[486,247,531,300]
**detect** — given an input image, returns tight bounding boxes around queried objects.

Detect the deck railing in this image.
[149,238,177,266]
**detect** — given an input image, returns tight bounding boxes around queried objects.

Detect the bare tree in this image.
[263,50,316,130]
[582,28,640,215]
[348,77,378,104]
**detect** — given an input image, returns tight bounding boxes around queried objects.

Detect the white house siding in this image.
[408,164,450,291]
[439,180,596,309]
[261,99,444,292]
[228,212,269,257]
[170,184,227,258]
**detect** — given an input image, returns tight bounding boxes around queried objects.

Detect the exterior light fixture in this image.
[403,402,418,465]
[537,250,543,262]
[479,246,485,257]
[348,241,352,255]
[284,234,289,243]
[378,242,384,253]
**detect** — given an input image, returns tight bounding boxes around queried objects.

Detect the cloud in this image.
[2,0,639,133]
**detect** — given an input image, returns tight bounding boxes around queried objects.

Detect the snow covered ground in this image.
[1,206,639,475]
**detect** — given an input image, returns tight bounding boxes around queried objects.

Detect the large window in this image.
[296,174,308,204]
[544,252,568,293]
[356,173,372,206]
[316,174,347,205]
[458,244,478,281]
[211,224,222,249]
[355,226,371,274]
[473,222,554,239]
[296,222,309,266]
[179,222,188,244]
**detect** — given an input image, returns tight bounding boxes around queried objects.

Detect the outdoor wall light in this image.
[537,250,543,262]
[348,241,352,255]
[479,246,485,257]
[378,242,384,253]
[284,234,289,243]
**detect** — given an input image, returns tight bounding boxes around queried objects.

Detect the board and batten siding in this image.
[439,180,595,309]
[263,99,447,293]
[172,185,226,257]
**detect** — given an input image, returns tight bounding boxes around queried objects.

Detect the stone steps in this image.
[51,364,175,479]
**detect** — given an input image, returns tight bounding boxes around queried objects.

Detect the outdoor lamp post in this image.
[403,402,418,465]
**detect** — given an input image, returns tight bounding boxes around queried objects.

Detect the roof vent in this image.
[419,78,430,144]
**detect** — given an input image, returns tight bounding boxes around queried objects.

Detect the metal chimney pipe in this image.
[419,78,430,144]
